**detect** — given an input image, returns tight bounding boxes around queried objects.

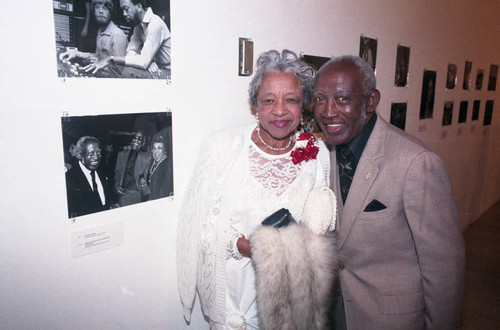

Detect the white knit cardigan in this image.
[176,124,331,326]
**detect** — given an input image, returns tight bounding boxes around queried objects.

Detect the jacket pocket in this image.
[377,291,424,314]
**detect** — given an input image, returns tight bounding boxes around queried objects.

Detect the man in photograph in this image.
[65,136,115,217]
[59,0,128,78]
[114,131,152,206]
[313,55,465,329]
[86,0,171,79]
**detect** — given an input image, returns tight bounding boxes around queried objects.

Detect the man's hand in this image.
[59,50,81,62]
[83,56,112,74]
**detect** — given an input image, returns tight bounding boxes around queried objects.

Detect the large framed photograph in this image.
[446,63,457,90]
[62,111,174,219]
[359,35,377,72]
[53,0,171,80]
[419,70,437,119]
[488,64,498,91]
[442,101,453,126]
[394,45,410,87]
[390,102,407,130]
[463,61,472,90]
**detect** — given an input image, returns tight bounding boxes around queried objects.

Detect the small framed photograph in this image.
[458,101,468,123]
[483,100,494,126]
[390,102,407,130]
[62,111,174,219]
[419,70,437,119]
[475,69,484,90]
[442,101,453,126]
[301,54,331,71]
[53,0,171,80]
[359,35,377,72]
[446,63,457,90]
[472,100,480,121]
[488,64,498,91]
[394,45,410,87]
[463,61,472,90]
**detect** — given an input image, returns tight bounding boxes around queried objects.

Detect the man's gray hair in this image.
[249,49,315,107]
[318,55,376,95]
[70,136,100,159]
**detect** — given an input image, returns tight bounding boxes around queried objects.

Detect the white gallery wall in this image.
[0,0,499,328]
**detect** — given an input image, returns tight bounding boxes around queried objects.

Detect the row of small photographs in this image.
[360,35,498,91]
[391,100,494,131]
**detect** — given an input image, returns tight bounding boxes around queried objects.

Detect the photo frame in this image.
[62,111,174,219]
[390,102,407,130]
[442,101,453,126]
[458,101,468,123]
[419,70,437,119]
[472,100,480,121]
[53,0,171,80]
[394,45,410,87]
[463,61,472,90]
[475,69,484,90]
[483,100,494,126]
[446,63,457,90]
[359,35,377,72]
[488,64,498,91]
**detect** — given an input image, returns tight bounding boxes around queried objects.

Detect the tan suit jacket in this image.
[330,116,465,329]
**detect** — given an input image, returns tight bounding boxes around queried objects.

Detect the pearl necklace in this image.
[256,126,294,151]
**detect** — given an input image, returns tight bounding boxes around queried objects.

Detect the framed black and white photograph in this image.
[390,102,407,130]
[446,63,457,90]
[488,64,498,91]
[462,61,472,90]
[419,70,437,119]
[301,54,331,133]
[394,45,410,87]
[472,100,480,121]
[442,101,453,126]
[359,35,377,72]
[483,100,494,126]
[61,111,174,219]
[54,0,171,80]
[475,69,484,90]
[458,101,468,123]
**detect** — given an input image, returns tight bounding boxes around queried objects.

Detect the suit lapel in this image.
[336,117,387,250]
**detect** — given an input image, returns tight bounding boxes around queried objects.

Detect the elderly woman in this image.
[177,50,337,329]
[141,133,173,200]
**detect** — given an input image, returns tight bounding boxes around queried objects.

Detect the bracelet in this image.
[228,232,245,260]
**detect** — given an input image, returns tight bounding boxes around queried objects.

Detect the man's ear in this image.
[366,89,380,114]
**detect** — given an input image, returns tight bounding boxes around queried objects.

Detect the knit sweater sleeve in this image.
[176,135,222,322]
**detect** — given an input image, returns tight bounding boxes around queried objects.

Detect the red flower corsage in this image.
[291,132,319,165]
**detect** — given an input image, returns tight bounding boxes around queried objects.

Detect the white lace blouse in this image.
[177,124,329,329]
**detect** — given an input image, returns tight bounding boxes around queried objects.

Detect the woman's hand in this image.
[237,236,252,258]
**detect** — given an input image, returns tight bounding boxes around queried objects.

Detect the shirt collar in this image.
[338,113,377,162]
[142,7,154,24]
[99,21,115,36]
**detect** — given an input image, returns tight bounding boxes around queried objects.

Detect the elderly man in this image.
[65,136,115,217]
[313,55,465,329]
[86,0,171,79]
[59,0,128,78]
[114,131,152,206]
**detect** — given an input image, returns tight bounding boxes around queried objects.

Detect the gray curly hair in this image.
[248,49,315,107]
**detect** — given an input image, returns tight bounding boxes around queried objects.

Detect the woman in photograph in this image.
[177,50,337,329]
[140,133,173,200]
